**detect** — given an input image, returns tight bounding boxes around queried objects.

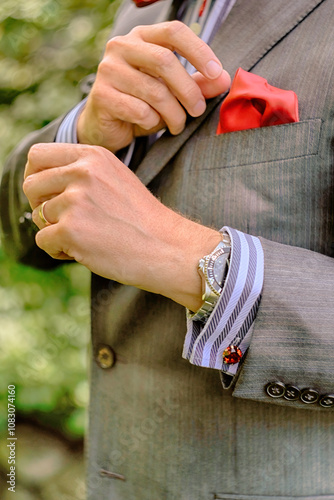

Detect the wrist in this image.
[147,212,222,311]
[188,232,231,322]
[77,107,95,147]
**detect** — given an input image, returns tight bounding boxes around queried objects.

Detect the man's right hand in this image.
[77,21,231,153]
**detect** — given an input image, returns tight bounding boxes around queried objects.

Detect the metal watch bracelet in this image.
[188,232,231,323]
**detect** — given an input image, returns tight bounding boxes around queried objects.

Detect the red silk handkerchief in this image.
[132,0,160,7]
[216,68,299,134]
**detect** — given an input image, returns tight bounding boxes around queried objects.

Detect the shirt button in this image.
[283,385,300,401]
[96,344,115,369]
[266,381,286,398]
[300,388,319,404]
[318,394,334,408]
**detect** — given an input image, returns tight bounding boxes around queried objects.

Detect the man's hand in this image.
[23,143,221,311]
[77,21,231,152]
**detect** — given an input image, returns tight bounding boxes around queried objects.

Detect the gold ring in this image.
[39,201,51,225]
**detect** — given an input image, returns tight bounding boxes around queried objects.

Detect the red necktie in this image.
[217,67,299,134]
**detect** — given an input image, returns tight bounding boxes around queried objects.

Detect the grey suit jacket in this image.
[1,0,334,498]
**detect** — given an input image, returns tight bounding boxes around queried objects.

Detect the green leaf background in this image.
[0,0,121,439]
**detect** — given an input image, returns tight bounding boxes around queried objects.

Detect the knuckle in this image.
[76,143,103,164]
[153,46,175,69]
[148,81,169,103]
[193,37,211,60]
[163,20,185,37]
[183,90,203,112]
[134,101,155,125]
[134,102,154,125]
[97,57,113,77]
[22,175,32,195]
[27,143,43,162]
[64,187,79,206]
[76,143,94,157]
[75,163,92,184]
[86,144,110,165]
[182,81,200,101]
[105,35,125,52]
[129,25,144,37]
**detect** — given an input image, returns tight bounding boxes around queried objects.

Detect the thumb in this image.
[192,69,231,99]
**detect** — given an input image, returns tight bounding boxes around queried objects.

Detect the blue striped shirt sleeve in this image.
[55,98,88,144]
[183,226,264,376]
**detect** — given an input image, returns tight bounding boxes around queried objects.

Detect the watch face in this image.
[206,249,229,294]
[214,253,228,285]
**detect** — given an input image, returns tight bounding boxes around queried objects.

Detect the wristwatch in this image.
[188,232,231,322]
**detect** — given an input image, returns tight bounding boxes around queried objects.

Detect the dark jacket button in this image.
[319,394,334,408]
[96,344,115,369]
[283,385,300,401]
[266,381,286,398]
[300,388,319,404]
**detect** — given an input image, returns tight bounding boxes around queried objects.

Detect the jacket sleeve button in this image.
[319,394,334,408]
[300,388,319,404]
[265,381,286,398]
[283,385,300,401]
[96,344,116,369]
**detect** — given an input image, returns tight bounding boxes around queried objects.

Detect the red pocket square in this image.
[216,67,299,134]
[132,0,160,6]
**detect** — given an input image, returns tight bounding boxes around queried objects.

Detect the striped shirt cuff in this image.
[183,226,264,376]
[55,98,87,144]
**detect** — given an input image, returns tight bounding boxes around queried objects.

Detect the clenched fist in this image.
[23,142,221,311]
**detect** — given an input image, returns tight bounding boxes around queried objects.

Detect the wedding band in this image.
[39,201,51,225]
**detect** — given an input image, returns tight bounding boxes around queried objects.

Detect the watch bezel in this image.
[204,247,230,296]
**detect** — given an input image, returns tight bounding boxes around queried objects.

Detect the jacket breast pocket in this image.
[166,118,325,251]
[190,118,322,172]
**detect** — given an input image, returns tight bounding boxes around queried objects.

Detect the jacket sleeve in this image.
[232,236,334,410]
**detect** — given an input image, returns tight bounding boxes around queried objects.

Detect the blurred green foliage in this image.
[0,0,121,437]
[0,253,91,437]
[0,0,121,164]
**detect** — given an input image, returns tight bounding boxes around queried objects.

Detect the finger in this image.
[192,69,231,98]
[24,142,84,178]
[100,62,188,134]
[133,22,223,80]
[23,166,73,209]
[92,80,163,132]
[35,225,75,261]
[32,198,58,229]
[110,37,206,118]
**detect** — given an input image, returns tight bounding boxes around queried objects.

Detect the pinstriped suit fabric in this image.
[1,0,334,498]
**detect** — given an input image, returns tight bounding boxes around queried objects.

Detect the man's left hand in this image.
[23,142,221,311]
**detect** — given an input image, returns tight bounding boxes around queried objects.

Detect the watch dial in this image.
[213,254,228,286]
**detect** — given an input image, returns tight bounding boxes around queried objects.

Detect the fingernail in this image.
[193,99,206,116]
[206,60,222,79]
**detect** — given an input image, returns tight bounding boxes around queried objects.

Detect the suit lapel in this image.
[136,0,325,186]
[210,0,325,76]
